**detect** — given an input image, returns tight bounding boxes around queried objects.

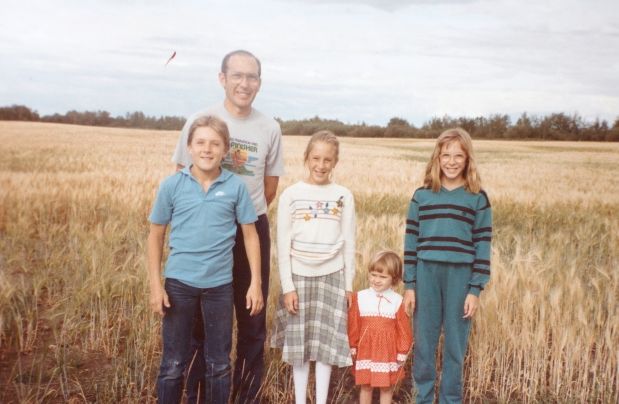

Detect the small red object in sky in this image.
[165,51,176,66]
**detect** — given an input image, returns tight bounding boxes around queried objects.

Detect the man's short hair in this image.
[221,50,261,77]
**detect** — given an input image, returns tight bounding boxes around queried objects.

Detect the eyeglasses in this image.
[227,72,260,84]
[440,153,466,163]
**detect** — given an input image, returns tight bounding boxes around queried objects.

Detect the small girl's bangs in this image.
[369,261,390,274]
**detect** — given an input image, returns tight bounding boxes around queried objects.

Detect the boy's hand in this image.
[246,283,264,316]
[283,291,299,315]
[463,293,479,319]
[403,289,416,316]
[149,284,170,316]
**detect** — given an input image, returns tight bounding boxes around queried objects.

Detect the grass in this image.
[0,122,617,403]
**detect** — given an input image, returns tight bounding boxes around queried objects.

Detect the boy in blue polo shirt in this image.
[147,115,263,404]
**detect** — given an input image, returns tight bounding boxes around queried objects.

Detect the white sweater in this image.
[276,181,356,294]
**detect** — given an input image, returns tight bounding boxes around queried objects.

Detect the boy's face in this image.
[188,127,227,175]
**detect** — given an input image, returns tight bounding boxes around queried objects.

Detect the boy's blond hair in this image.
[187,115,231,152]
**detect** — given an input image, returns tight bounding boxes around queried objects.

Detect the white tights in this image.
[292,361,332,404]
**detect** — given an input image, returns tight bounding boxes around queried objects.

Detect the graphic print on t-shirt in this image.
[291,196,345,222]
[222,138,258,176]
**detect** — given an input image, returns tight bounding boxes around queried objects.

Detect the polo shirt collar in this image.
[183,165,233,185]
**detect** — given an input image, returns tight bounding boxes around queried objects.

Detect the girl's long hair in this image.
[423,127,482,193]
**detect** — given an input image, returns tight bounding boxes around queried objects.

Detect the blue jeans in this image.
[157,278,233,404]
[186,214,271,404]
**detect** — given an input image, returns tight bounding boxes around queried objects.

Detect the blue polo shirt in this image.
[149,167,257,288]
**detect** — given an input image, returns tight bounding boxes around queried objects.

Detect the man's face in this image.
[219,54,261,115]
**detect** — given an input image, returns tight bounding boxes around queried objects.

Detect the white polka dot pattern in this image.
[355,359,401,373]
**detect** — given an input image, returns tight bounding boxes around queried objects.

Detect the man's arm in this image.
[147,223,170,316]
[264,176,279,207]
[240,223,264,316]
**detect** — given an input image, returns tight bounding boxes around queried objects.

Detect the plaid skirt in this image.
[271,270,352,367]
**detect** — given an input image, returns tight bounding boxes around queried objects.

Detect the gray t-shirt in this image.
[172,104,285,215]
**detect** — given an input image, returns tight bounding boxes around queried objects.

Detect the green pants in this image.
[413,259,472,404]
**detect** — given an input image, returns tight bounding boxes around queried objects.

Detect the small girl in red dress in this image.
[348,250,413,404]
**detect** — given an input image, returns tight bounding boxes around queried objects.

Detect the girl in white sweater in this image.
[271,130,356,404]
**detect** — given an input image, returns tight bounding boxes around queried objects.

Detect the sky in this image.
[1,0,618,126]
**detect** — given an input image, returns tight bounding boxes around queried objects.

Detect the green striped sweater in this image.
[403,186,492,296]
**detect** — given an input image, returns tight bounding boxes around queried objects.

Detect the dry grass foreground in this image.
[0,121,617,403]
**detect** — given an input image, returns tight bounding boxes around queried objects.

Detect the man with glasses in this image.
[171,50,284,404]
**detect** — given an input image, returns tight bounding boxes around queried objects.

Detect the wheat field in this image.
[0,121,617,403]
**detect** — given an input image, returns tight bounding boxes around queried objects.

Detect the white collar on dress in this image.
[357,288,402,318]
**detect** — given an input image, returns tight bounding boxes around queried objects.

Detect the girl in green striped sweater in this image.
[402,128,492,404]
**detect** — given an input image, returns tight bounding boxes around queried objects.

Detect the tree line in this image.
[0,105,185,131]
[2,104,618,141]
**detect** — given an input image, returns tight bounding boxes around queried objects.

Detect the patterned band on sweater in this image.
[404,186,492,292]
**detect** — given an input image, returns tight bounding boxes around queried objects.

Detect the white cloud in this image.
[1,0,617,125]
[287,0,476,12]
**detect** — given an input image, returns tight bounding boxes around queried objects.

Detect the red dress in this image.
[348,288,413,387]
